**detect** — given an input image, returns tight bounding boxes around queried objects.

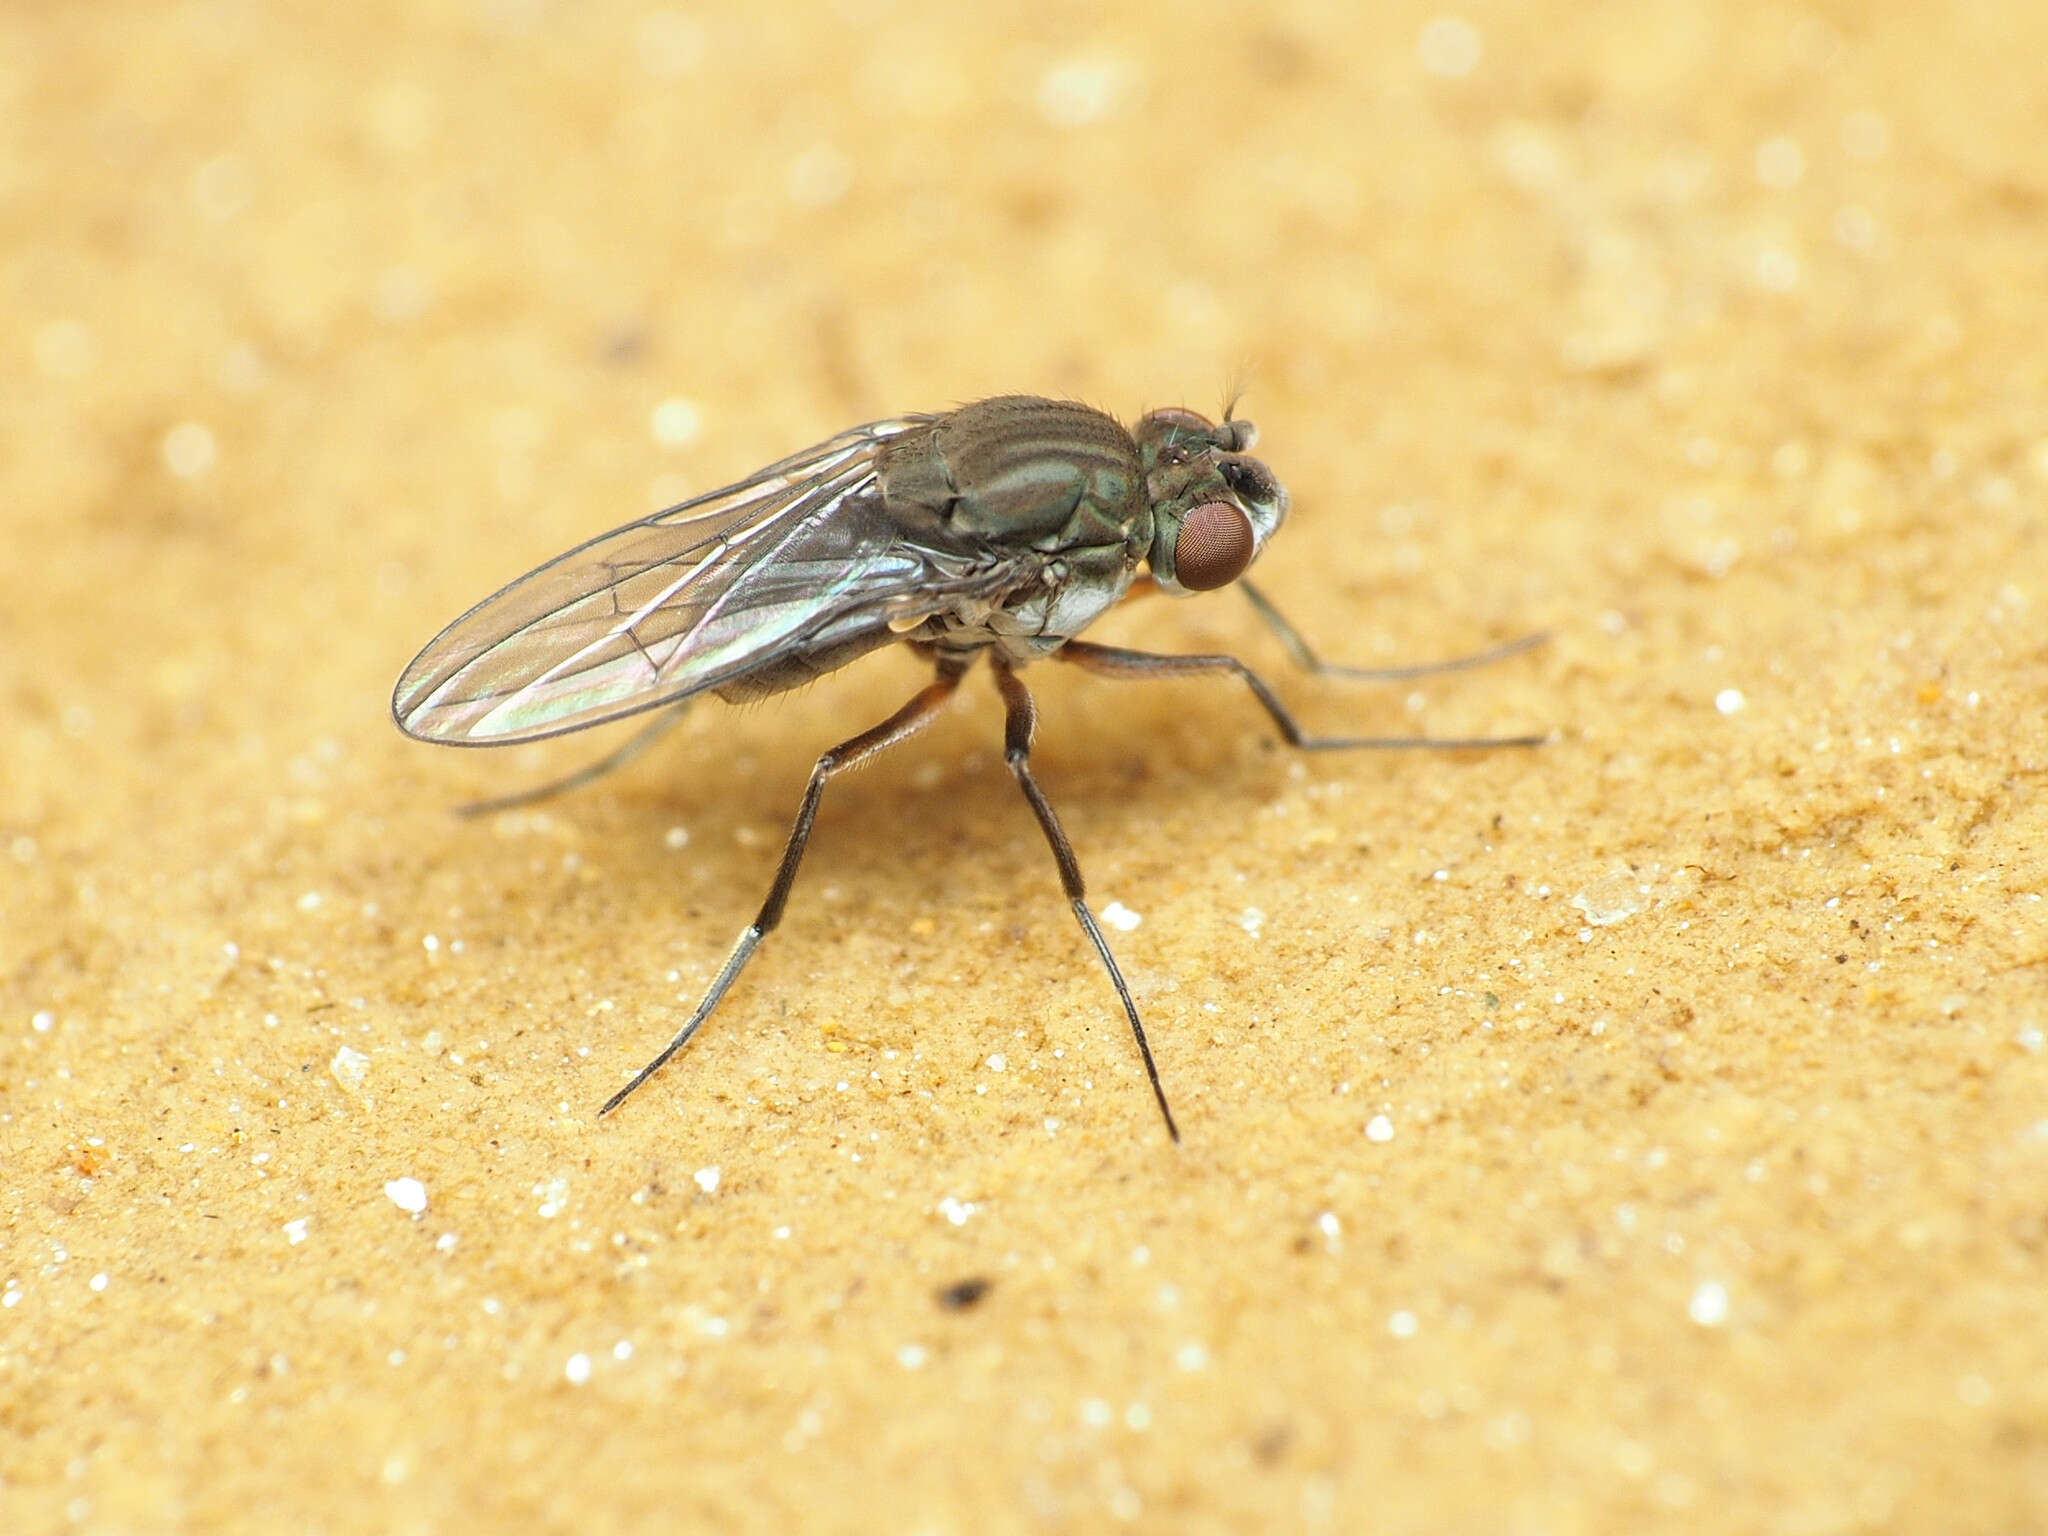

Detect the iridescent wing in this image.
[393,415,997,744]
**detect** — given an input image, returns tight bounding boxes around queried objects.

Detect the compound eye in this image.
[1175,501,1256,591]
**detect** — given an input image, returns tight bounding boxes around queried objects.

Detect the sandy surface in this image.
[5,2,2047,1531]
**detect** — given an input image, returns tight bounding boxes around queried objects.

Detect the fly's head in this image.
[1132,407,1288,596]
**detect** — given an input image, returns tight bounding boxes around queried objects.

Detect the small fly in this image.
[393,396,1545,1142]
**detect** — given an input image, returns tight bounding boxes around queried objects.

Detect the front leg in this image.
[1058,640,1550,752]
[1240,578,1548,682]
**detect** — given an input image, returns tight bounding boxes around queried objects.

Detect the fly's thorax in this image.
[1133,407,1288,595]
[876,396,1148,559]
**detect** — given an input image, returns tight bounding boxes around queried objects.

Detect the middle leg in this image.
[991,659,1180,1143]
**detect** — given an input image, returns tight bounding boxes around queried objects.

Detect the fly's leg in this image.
[600,665,965,1116]
[456,700,696,817]
[1239,578,1548,681]
[1059,640,1551,752]
[991,659,1180,1144]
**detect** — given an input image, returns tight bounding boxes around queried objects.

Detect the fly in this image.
[393,396,1546,1142]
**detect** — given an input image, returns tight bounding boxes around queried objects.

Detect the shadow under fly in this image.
[393,396,1547,1143]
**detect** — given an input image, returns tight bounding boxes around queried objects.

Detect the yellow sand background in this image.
[5,2,2046,1531]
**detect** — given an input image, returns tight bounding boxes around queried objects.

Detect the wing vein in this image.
[391,415,1019,745]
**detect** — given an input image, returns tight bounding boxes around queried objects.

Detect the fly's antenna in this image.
[1219,364,1251,427]
[1218,368,1258,452]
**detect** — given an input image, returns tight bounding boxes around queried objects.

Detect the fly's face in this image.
[1132,407,1289,596]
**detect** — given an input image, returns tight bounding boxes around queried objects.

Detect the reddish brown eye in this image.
[1175,501,1256,591]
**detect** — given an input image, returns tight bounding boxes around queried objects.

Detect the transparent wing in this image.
[394,415,982,744]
